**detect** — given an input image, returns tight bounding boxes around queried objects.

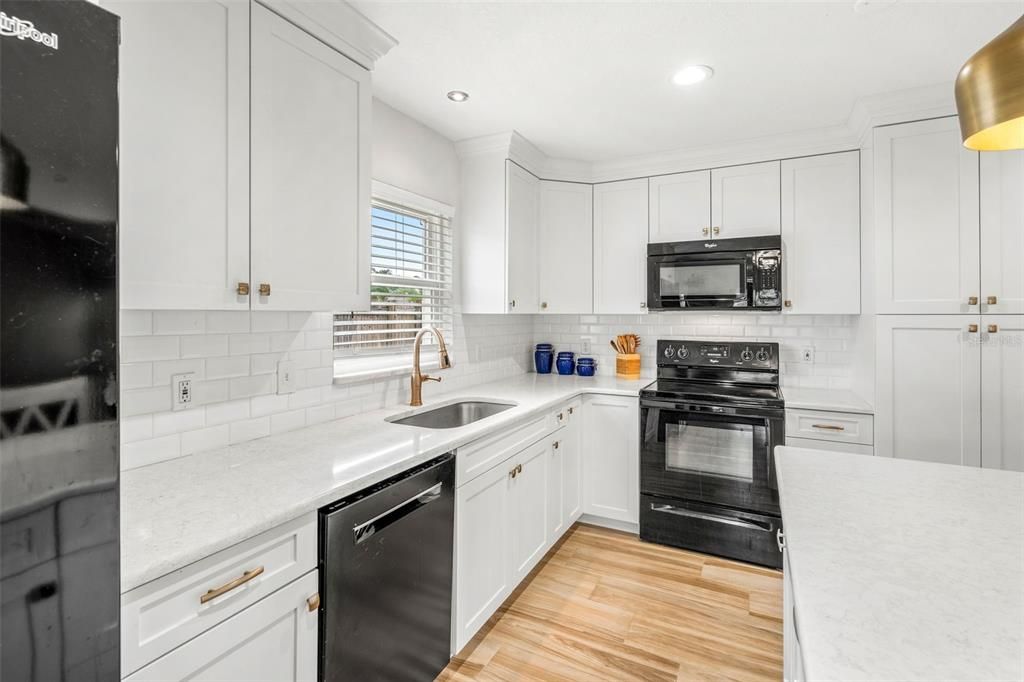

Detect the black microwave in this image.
[647,236,782,311]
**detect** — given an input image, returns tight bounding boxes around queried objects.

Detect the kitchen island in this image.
[775,446,1024,681]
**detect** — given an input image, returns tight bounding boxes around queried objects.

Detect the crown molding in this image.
[256,0,397,70]
[846,82,957,147]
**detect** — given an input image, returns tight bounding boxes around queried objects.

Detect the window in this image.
[334,197,453,361]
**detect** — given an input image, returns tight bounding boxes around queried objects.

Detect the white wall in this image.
[372,98,459,207]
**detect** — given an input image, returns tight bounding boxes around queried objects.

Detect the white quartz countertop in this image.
[776,446,1024,681]
[121,374,649,592]
[781,387,873,414]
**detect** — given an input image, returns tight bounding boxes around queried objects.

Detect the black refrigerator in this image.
[1,2,120,680]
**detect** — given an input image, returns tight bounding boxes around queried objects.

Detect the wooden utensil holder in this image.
[616,353,641,379]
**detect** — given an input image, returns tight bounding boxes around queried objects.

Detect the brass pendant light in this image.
[954,14,1024,151]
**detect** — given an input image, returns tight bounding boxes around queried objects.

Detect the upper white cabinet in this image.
[874,118,980,314]
[781,151,861,315]
[506,162,541,313]
[593,179,649,315]
[711,161,781,238]
[538,181,593,313]
[981,316,1024,472]
[980,151,1024,315]
[250,4,370,312]
[648,170,711,243]
[114,0,251,310]
[582,394,639,524]
[875,315,982,466]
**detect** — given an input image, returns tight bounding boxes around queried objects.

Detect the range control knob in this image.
[755,348,770,362]
[739,348,754,362]
[677,346,689,359]
[663,346,676,359]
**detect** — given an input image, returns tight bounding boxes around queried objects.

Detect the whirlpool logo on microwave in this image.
[0,12,59,50]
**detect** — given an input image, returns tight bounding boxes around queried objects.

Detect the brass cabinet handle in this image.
[307,593,320,612]
[568,406,574,415]
[987,296,998,305]
[988,324,999,333]
[712,226,720,235]
[784,300,792,308]
[259,283,271,297]
[541,302,548,309]
[553,441,560,450]
[236,282,250,296]
[702,227,709,236]
[968,296,979,306]
[557,412,564,422]
[811,424,845,431]
[516,463,522,475]
[200,566,264,604]
[509,299,517,309]
[968,324,979,333]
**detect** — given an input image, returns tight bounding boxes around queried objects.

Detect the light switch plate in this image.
[277,361,296,394]
[171,372,195,411]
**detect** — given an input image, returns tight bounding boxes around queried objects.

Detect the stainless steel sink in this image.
[387,400,515,429]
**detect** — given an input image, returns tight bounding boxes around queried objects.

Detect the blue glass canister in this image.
[556,351,575,376]
[576,357,597,376]
[535,344,554,374]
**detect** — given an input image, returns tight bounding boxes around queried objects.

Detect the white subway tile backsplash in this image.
[152,359,205,386]
[120,363,153,390]
[181,425,229,456]
[229,417,270,444]
[153,311,205,335]
[229,333,271,356]
[229,374,276,400]
[270,409,306,434]
[206,399,250,426]
[205,356,250,380]
[152,408,206,437]
[251,312,289,333]
[194,379,230,405]
[121,386,172,417]
[206,311,250,334]
[120,310,153,336]
[181,334,229,359]
[251,393,290,418]
[121,336,179,363]
[123,434,180,470]
[121,415,153,443]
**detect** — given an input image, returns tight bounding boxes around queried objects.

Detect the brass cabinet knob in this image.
[568,406,574,415]
[702,227,709,236]
[968,296,979,306]
[553,441,560,450]
[307,593,320,612]
[713,226,720,235]
[259,283,271,297]
[509,299,516,309]
[541,302,548,309]
[987,296,998,305]
[968,324,979,333]
[988,324,999,333]
[784,300,792,308]
[236,282,250,296]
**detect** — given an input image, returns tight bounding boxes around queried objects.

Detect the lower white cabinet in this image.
[125,571,318,682]
[981,316,1024,472]
[509,439,550,582]
[561,401,584,526]
[582,395,639,524]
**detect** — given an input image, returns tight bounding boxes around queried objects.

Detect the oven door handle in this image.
[650,503,774,533]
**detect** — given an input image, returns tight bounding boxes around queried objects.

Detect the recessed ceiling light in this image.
[672,65,714,87]
[447,90,470,103]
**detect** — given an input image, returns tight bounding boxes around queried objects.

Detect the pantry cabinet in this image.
[981,316,1024,472]
[874,118,981,314]
[780,151,861,315]
[538,181,593,313]
[593,179,649,314]
[506,162,541,313]
[980,151,1024,315]
[711,161,781,238]
[582,395,639,524]
[648,170,712,243]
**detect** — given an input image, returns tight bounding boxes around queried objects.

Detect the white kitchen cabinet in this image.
[711,161,781,238]
[124,570,318,682]
[981,316,1024,472]
[538,181,593,313]
[593,179,649,314]
[781,151,861,315]
[454,459,511,652]
[114,0,250,310]
[562,402,584,525]
[648,170,712,243]
[250,3,371,312]
[509,439,550,582]
[875,315,982,465]
[582,395,639,524]
[980,151,1024,315]
[546,434,565,543]
[506,162,541,313]
[874,117,980,314]
[782,550,804,682]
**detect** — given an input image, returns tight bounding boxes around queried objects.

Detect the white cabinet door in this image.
[981,316,1024,472]
[583,395,639,524]
[875,315,981,465]
[250,4,371,312]
[538,181,593,314]
[124,571,318,682]
[509,439,550,582]
[454,461,511,652]
[781,151,861,315]
[506,162,541,314]
[546,436,565,544]
[980,151,1024,315]
[562,402,583,524]
[114,0,250,310]
[593,179,649,314]
[874,118,980,314]
[711,161,781,238]
[648,170,711,243]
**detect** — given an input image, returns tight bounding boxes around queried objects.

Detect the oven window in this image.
[665,421,753,480]
[659,263,742,299]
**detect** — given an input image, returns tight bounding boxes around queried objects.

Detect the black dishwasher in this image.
[319,453,455,681]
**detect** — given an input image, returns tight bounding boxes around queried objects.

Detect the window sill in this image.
[333,355,437,385]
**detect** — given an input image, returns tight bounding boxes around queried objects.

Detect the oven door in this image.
[647,251,753,310]
[640,399,782,514]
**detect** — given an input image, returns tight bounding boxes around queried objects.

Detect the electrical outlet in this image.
[277,360,296,395]
[581,339,592,355]
[801,347,815,364]
[171,372,195,411]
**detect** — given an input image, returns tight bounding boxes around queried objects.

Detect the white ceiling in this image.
[354,1,1023,162]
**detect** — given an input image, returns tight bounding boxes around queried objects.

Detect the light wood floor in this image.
[438,523,783,682]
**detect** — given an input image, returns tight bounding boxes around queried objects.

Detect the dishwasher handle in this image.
[352,482,443,545]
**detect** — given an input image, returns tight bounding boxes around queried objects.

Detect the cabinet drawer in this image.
[457,412,555,486]
[786,436,874,456]
[121,513,317,676]
[786,409,873,445]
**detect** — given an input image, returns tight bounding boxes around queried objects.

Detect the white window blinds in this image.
[334,199,453,354]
